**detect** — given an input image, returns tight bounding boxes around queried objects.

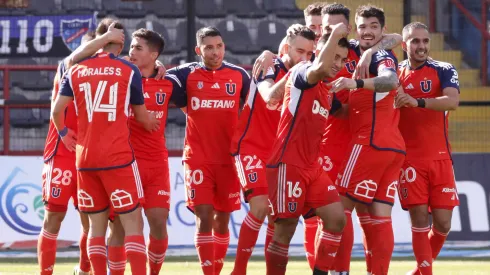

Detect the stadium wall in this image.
[0,155,489,251]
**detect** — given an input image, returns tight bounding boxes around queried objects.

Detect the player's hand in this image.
[154,60,166,80]
[395,86,417,108]
[327,77,357,93]
[353,49,372,79]
[252,50,275,80]
[330,23,349,38]
[60,128,77,152]
[105,22,125,44]
[145,112,161,132]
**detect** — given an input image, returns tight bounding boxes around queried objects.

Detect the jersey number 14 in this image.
[79,81,118,122]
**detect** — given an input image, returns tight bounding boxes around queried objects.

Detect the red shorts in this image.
[233,154,268,202]
[77,161,144,214]
[184,161,241,213]
[336,144,405,205]
[398,159,459,210]
[267,163,340,221]
[319,142,349,182]
[42,156,77,212]
[139,163,171,210]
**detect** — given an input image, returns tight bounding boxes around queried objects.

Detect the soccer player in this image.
[230,24,316,274]
[167,27,250,275]
[265,24,349,275]
[328,5,405,274]
[396,22,460,275]
[51,19,159,275]
[105,28,185,275]
[304,2,325,43]
[38,25,124,275]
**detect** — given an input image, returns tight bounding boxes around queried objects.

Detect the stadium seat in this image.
[39,93,52,122]
[135,20,177,53]
[175,21,205,51]
[27,0,59,15]
[166,108,180,124]
[142,0,185,18]
[8,58,47,90]
[183,0,226,18]
[223,56,242,65]
[62,0,98,14]
[216,20,258,54]
[264,0,302,18]
[170,56,188,66]
[174,110,186,126]
[102,0,145,18]
[257,20,288,51]
[8,94,44,128]
[223,0,266,18]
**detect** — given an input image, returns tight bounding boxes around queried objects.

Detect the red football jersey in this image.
[321,40,361,149]
[348,50,405,154]
[59,52,145,170]
[168,62,250,165]
[398,59,460,160]
[128,74,184,168]
[231,58,288,160]
[268,62,340,168]
[43,61,78,162]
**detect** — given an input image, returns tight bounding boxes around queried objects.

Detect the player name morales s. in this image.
[77,66,123,78]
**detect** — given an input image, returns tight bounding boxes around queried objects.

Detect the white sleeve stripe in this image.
[166,74,182,87]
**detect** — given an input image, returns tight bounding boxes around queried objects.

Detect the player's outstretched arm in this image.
[307,23,348,84]
[64,22,124,69]
[52,73,76,151]
[329,65,398,93]
[354,33,403,79]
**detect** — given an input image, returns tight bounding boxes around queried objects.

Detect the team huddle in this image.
[37,2,461,275]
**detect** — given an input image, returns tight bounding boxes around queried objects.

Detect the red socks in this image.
[429,227,448,259]
[303,217,318,270]
[87,237,108,275]
[124,235,147,275]
[38,229,58,275]
[265,222,274,257]
[314,230,342,272]
[78,231,91,273]
[233,213,263,274]
[108,245,126,275]
[148,235,168,275]
[214,231,230,274]
[332,210,353,272]
[370,216,394,275]
[358,212,373,273]
[412,226,432,275]
[266,241,289,275]
[195,232,215,275]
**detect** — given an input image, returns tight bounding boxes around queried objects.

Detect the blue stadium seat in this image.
[175,21,205,51]
[8,94,44,128]
[257,20,288,51]
[223,0,266,18]
[142,0,185,18]
[174,110,186,126]
[62,0,97,14]
[27,0,59,15]
[216,20,258,54]
[135,20,177,53]
[39,93,52,122]
[102,0,145,18]
[264,0,302,18]
[184,0,225,18]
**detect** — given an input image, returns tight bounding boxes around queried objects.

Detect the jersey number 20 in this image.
[79,81,118,122]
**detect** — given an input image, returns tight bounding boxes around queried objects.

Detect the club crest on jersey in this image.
[248,172,258,183]
[345,60,357,74]
[51,187,61,198]
[420,80,432,93]
[225,83,237,96]
[156,92,166,105]
[288,202,297,213]
[60,18,93,51]
[197,81,204,89]
[189,189,196,199]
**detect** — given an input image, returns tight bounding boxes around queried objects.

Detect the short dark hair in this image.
[355,5,385,28]
[96,17,124,36]
[402,22,429,41]
[317,33,349,49]
[81,31,95,44]
[132,28,165,56]
[196,26,221,45]
[322,3,350,21]
[304,2,325,17]
[286,24,316,43]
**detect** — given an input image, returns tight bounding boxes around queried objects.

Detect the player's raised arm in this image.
[51,70,76,152]
[64,22,125,69]
[307,23,348,84]
[354,33,402,79]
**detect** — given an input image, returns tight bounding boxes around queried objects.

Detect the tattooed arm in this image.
[354,33,402,79]
[362,68,399,93]
[265,75,287,107]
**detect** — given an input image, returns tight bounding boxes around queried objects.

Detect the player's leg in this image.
[107,215,127,275]
[303,216,318,270]
[355,203,373,274]
[267,218,298,275]
[232,155,269,274]
[185,162,216,275]
[143,165,171,274]
[264,215,275,259]
[75,212,91,275]
[408,205,432,275]
[38,209,66,275]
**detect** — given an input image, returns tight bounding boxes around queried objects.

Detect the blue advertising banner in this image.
[0,13,97,57]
